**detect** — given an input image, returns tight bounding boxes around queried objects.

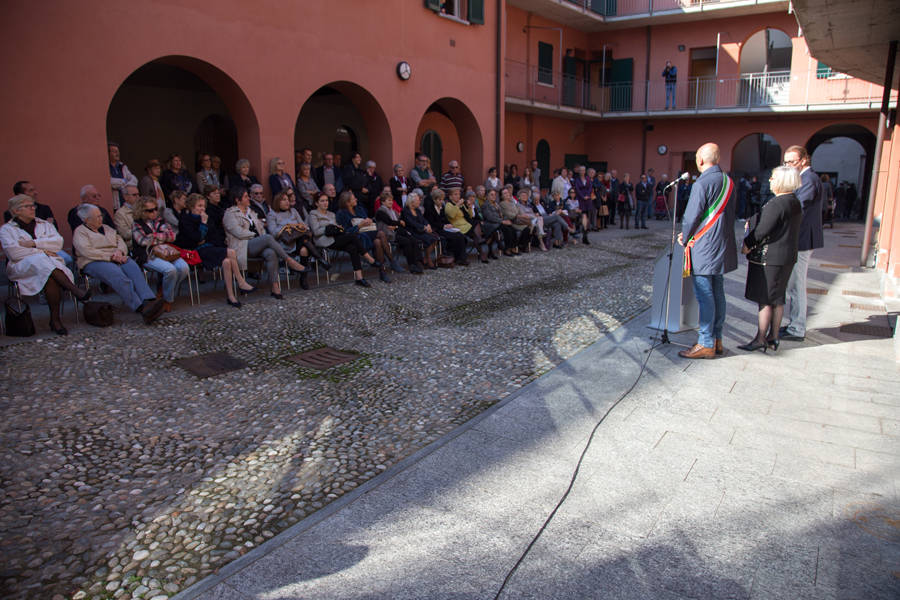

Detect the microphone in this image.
[664,173,689,190]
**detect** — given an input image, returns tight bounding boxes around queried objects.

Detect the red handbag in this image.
[174,245,202,266]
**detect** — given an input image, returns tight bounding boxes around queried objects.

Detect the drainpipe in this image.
[861,39,898,267]
[496,0,503,170]
[645,26,651,111]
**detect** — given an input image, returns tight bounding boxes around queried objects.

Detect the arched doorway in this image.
[107,57,259,190]
[294,83,392,176]
[807,123,876,220]
[732,132,782,189]
[739,29,793,105]
[536,139,550,189]
[421,130,443,176]
[414,98,484,184]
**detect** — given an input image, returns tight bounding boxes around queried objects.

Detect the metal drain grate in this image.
[176,352,248,378]
[839,323,893,338]
[842,290,880,298]
[849,303,885,312]
[807,288,828,295]
[820,263,851,269]
[288,347,359,370]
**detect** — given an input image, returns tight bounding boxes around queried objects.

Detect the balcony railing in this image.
[505,59,896,115]
[562,0,783,18]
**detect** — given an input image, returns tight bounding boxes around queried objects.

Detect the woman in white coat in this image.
[1,194,90,335]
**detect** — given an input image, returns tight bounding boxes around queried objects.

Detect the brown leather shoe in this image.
[714,339,723,355]
[678,344,716,359]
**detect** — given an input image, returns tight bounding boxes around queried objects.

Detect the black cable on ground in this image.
[493,241,673,599]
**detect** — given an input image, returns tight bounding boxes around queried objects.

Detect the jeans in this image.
[784,249,811,336]
[665,82,676,109]
[636,200,649,228]
[83,258,156,311]
[144,257,189,302]
[57,249,74,272]
[692,274,726,348]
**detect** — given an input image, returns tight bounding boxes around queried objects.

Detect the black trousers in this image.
[395,233,421,265]
[439,230,467,261]
[499,224,517,249]
[327,233,365,270]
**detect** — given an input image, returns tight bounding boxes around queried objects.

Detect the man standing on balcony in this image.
[663,61,678,110]
[780,145,823,342]
[677,143,736,359]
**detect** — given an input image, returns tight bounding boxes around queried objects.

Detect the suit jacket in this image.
[796,167,824,251]
[744,192,802,266]
[681,165,737,275]
[313,165,344,193]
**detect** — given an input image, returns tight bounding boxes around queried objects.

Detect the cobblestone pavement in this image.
[0,227,668,600]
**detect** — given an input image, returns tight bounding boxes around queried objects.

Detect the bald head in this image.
[695,143,720,173]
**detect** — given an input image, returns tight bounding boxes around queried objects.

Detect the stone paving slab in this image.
[184,223,899,600]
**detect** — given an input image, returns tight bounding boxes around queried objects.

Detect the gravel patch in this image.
[0,227,668,599]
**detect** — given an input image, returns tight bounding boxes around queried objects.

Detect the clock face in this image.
[657,144,668,155]
[397,61,411,81]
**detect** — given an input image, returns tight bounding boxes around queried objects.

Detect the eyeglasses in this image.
[783,158,801,166]
[144,207,158,213]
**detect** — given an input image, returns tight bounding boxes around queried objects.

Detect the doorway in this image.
[688,47,717,108]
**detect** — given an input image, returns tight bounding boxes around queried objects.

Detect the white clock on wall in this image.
[657,144,668,155]
[396,61,411,81]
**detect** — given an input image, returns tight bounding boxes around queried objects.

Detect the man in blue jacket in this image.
[780,145,824,341]
[677,143,737,358]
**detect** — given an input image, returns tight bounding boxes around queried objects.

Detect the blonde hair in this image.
[770,166,801,195]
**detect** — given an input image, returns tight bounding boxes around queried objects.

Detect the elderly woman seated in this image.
[336,190,394,282]
[400,190,439,269]
[478,188,506,259]
[425,188,468,265]
[175,193,254,307]
[308,192,380,287]
[1,194,90,335]
[444,188,488,263]
[267,190,330,289]
[131,195,189,311]
[527,188,566,249]
[223,187,307,299]
[498,188,533,255]
[72,203,165,324]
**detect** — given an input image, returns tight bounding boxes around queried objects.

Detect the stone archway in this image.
[415,97,484,184]
[807,123,877,218]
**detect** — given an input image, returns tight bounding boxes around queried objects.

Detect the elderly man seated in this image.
[72,203,165,324]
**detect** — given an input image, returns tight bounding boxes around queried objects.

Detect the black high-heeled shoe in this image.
[239,285,257,295]
[766,338,780,352]
[737,339,768,353]
[226,298,242,308]
[77,289,92,303]
[49,321,68,336]
[270,292,284,300]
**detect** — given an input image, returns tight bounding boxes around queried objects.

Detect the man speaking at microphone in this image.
[676,142,737,359]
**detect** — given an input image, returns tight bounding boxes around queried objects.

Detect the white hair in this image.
[76,203,98,222]
[249,183,264,193]
[770,166,801,195]
[79,184,96,199]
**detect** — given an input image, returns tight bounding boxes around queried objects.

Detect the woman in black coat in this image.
[400,191,439,269]
[738,165,803,352]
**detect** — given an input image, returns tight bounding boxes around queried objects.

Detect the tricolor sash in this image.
[683,173,734,277]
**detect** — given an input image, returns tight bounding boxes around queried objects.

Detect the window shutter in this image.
[425,0,440,12]
[467,0,484,24]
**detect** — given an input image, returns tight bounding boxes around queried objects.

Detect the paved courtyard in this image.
[0,224,669,600]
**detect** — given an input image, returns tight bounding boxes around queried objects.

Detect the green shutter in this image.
[816,60,833,79]
[538,41,553,85]
[425,0,440,12]
[467,0,484,24]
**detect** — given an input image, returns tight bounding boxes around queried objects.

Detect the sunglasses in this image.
[144,208,158,213]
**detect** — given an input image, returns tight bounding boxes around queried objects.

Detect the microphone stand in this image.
[649,178,691,349]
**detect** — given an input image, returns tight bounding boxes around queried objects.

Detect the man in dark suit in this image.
[677,142,737,359]
[313,153,343,194]
[780,145,824,342]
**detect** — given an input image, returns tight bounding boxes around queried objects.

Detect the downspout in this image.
[496,0,503,171]
[645,25,651,111]
[861,40,898,267]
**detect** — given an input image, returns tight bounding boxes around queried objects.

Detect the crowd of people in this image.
[3,144,678,336]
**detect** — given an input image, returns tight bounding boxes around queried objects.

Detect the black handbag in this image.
[324,224,344,237]
[83,301,115,327]
[4,297,35,337]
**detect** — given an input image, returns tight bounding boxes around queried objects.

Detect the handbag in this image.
[600,205,610,216]
[324,224,344,237]
[278,227,304,244]
[83,301,115,327]
[176,246,202,266]
[437,255,455,268]
[150,243,180,262]
[4,297,35,337]
[617,193,626,204]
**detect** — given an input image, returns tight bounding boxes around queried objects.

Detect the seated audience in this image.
[1,194,90,335]
[195,153,220,194]
[201,186,226,246]
[223,187,307,300]
[5,181,55,224]
[499,187,533,255]
[268,156,297,199]
[308,192,379,287]
[226,158,259,193]
[164,189,187,237]
[425,188,468,265]
[248,184,269,222]
[72,203,165,324]
[175,194,254,307]
[160,153,193,198]
[68,184,115,235]
[139,159,166,210]
[131,196,189,310]
[479,188,506,259]
[266,190,330,289]
[528,188,565,249]
[295,162,320,213]
[444,187,487,262]
[400,190,439,269]
[336,190,394,282]
[375,190,420,273]
[314,153,343,193]
[517,189,548,252]
[113,185,141,250]
[362,160,383,215]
